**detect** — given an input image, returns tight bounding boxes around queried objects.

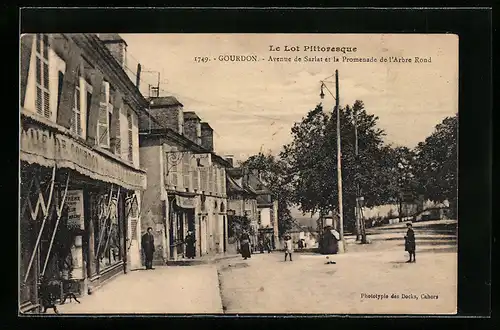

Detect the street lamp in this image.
[319,70,345,253]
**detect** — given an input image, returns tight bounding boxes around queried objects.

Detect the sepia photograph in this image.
[19,32,458,315]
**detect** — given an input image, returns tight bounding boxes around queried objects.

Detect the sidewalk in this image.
[51,265,223,314]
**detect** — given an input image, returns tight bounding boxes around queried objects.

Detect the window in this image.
[85,81,93,135]
[70,77,82,137]
[127,111,133,162]
[97,82,110,147]
[35,34,50,118]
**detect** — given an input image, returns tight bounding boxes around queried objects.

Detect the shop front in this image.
[167,193,197,260]
[19,115,146,313]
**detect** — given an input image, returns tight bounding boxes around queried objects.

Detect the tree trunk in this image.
[398,199,403,223]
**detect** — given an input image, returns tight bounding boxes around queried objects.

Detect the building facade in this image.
[139,97,231,264]
[19,34,147,313]
[226,168,279,252]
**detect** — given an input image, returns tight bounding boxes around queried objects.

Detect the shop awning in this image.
[175,195,196,209]
[20,110,147,191]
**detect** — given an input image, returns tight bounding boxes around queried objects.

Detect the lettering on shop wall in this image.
[66,190,84,230]
[20,123,146,189]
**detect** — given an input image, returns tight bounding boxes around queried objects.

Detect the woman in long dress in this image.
[240,231,252,260]
[185,231,196,259]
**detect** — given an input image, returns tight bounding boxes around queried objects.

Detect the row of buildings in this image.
[19,33,279,314]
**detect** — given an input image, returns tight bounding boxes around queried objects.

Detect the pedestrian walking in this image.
[283,233,293,261]
[404,222,416,263]
[240,231,252,260]
[264,237,272,253]
[298,239,304,250]
[141,227,155,270]
[185,231,196,259]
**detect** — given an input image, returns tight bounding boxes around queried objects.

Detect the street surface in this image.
[51,264,223,314]
[48,220,456,315]
[217,220,457,314]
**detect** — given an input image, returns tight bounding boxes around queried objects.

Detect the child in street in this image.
[283,233,293,262]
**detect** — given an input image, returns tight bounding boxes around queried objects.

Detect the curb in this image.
[166,254,240,266]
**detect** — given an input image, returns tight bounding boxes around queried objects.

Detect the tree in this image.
[379,145,419,221]
[280,101,389,233]
[414,114,458,217]
[240,153,294,237]
[228,215,253,240]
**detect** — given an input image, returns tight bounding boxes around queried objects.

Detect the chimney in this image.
[224,155,234,167]
[183,112,202,144]
[98,34,128,68]
[200,122,214,152]
[136,63,141,89]
[145,96,184,134]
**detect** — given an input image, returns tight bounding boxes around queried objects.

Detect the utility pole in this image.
[157,72,161,97]
[319,70,345,252]
[354,105,361,241]
[354,105,367,244]
[335,70,345,252]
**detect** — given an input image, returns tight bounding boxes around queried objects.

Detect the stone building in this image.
[226,168,279,252]
[138,97,232,264]
[19,33,147,313]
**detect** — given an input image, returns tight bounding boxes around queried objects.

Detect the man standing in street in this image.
[142,227,155,270]
[404,222,416,263]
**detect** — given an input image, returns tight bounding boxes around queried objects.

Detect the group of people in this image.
[141,221,417,268]
[141,228,198,270]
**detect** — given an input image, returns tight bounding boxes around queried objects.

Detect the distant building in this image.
[226,168,279,252]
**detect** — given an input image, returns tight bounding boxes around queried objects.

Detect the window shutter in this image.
[97,82,110,147]
[36,34,41,54]
[76,87,81,135]
[43,91,50,118]
[35,87,42,114]
[192,168,199,191]
[200,168,208,192]
[43,63,49,89]
[127,112,133,161]
[183,154,190,189]
[215,168,219,195]
[169,154,178,187]
[36,57,41,85]
[209,168,214,193]
[98,104,109,146]
[42,34,49,59]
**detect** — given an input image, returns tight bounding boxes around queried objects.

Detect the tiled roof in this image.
[200,122,213,130]
[184,111,201,121]
[98,33,128,46]
[226,168,243,178]
[148,96,183,108]
[227,176,245,193]
[256,195,272,205]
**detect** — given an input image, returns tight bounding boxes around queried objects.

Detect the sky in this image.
[121,34,458,163]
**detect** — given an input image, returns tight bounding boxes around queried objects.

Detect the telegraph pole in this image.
[335,70,345,252]
[354,104,367,243]
[320,70,345,252]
